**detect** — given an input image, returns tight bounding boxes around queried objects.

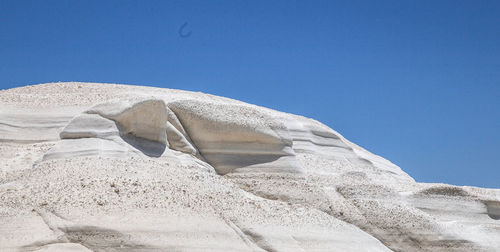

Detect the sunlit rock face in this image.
[1,82,499,252]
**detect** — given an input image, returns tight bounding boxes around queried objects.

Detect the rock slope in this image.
[0,82,499,252]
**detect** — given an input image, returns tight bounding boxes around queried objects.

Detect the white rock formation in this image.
[0,82,499,252]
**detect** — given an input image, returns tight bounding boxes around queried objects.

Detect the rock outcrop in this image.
[0,82,499,252]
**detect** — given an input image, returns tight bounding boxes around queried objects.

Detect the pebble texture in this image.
[0,82,499,252]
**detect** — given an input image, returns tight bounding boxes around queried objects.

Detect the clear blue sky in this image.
[1,1,499,188]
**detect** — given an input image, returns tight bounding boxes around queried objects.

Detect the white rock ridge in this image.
[0,82,499,252]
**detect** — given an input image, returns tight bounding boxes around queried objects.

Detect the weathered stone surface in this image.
[0,82,498,252]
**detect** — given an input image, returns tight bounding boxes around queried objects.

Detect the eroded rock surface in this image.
[1,82,499,252]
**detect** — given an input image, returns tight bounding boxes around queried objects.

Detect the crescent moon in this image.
[179,22,192,38]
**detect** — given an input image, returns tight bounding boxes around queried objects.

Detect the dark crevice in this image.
[485,201,500,220]
[120,132,166,157]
